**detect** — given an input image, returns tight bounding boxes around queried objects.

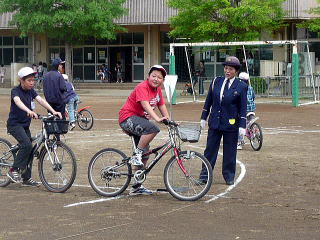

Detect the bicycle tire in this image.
[249,122,263,151]
[38,141,77,193]
[88,148,131,197]
[164,150,212,201]
[0,138,15,187]
[77,109,94,131]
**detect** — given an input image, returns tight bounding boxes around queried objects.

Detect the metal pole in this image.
[292,43,299,107]
[184,46,196,101]
[169,45,177,105]
[306,43,317,102]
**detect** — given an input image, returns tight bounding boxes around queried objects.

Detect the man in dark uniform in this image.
[200,56,247,185]
[43,58,67,117]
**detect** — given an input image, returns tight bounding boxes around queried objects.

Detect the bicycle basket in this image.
[44,119,69,135]
[177,124,201,143]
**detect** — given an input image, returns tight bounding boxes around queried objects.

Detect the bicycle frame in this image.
[0,116,62,170]
[127,123,189,178]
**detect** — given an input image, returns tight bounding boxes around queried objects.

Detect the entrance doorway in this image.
[109,47,132,82]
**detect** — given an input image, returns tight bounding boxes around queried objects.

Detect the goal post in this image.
[169,40,318,106]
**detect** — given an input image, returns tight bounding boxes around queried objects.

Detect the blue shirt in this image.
[7,85,38,128]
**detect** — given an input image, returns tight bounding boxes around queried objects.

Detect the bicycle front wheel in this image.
[38,141,77,193]
[0,138,15,187]
[164,151,212,201]
[88,148,131,197]
[249,122,263,151]
[77,109,94,131]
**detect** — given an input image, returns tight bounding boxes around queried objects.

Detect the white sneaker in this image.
[129,153,143,166]
[237,144,242,150]
[69,122,76,131]
[129,185,153,195]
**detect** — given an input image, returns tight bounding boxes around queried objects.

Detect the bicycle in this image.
[239,115,263,151]
[0,114,77,193]
[88,120,213,201]
[66,101,94,131]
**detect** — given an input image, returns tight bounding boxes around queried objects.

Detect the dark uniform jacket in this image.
[201,76,247,132]
[43,70,66,104]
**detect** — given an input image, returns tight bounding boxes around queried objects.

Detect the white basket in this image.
[177,124,201,143]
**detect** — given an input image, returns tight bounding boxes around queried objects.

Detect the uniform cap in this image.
[148,65,167,78]
[223,56,241,69]
[52,58,65,67]
[18,67,36,79]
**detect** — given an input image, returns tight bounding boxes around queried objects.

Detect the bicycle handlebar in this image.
[37,113,59,121]
[162,119,179,127]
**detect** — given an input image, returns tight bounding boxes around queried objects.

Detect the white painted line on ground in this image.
[64,195,125,208]
[205,159,246,203]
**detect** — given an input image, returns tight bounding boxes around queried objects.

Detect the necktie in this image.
[223,79,229,99]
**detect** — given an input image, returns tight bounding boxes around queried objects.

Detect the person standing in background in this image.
[0,64,6,84]
[115,61,123,83]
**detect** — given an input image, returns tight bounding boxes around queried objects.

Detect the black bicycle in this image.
[88,120,213,201]
[0,114,77,193]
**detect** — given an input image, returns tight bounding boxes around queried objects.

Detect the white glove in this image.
[239,127,246,139]
[200,120,206,130]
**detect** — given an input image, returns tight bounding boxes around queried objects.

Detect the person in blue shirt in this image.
[62,74,80,131]
[7,67,62,186]
[237,72,256,150]
[200,56,247,185]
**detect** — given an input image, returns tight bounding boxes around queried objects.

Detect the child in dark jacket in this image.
[62,74,79,130]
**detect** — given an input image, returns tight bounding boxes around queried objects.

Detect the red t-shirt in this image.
[119,80,165,123]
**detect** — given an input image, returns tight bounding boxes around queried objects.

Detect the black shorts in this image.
[120,116,160,137]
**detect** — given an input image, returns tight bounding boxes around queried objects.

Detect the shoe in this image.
[7,170,21,183]
[22,178,40,187]
[237,144,242,150]
[69,122,76,131]
[196,179,207,185]
[129,150,144,167]
[129,185,153,195]
[226,180,234,185]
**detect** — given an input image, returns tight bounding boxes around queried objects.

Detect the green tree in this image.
[298,0,320,37]
[167,0,285,42]
[0,0,127,78]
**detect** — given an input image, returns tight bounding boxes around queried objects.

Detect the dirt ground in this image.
[0,90,319,240]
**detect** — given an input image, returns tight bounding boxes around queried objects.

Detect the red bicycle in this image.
[66,102,94,131]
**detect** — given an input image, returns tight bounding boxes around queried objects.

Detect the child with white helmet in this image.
[6,67,62,185]
[237,72,256,150]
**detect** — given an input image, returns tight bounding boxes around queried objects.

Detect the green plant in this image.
[250,77,267,94]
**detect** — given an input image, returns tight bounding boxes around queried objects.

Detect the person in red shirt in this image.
[119,65,169,195]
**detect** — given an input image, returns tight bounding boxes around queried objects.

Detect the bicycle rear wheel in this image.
[38,141,77,193]
[164,150,212,201]
[0,138,15,187]
[77,109,94,131]
[88,148,131,197]
[249,122,263,151]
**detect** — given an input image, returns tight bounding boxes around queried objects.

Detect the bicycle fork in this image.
[174,148,190,177]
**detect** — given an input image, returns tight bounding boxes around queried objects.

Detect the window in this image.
[15,48,28,63]
[133,47,144,63]
[3,48,13,65]
[84,47,95,63]
[73,48,83,64]
[97,48,108,64]
[3,37,13,46]
[133,33,144,44]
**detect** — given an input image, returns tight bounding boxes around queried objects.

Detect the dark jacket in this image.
[201,76,247,132]
[43,70,66,104]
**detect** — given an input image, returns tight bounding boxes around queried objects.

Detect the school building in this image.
[0,0,319,84]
